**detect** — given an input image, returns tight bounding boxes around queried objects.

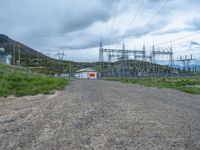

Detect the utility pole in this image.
[179,54,194,71]
[13,42,16,65]
[18,43,21,66]
[70,60,72,78]
[57,51,65,75]
[65,52,72,78]
[57,51,64,61]
[99,42,103,78]
[121,43,128,78]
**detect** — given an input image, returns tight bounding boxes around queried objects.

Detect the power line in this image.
[145,0,170,27]
[122,0,146,42]
[138,0,170,44]
[123,0,170,47]
[172,37,200,48]
[108,0,120,45]
[155,31,200,47]
[144,32,200,50]
[18,43,21,66]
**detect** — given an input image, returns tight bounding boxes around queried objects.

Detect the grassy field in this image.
[105,77,200,94]
[0,63,70,97]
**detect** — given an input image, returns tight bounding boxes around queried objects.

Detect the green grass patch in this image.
[0,63,70,97]
[105,77,200,94]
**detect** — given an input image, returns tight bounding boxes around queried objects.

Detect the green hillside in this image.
[0,63,70,97]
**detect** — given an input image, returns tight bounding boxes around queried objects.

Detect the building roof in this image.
[76,67,97,73]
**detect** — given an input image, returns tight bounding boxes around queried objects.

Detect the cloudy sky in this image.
[0,0,200,62]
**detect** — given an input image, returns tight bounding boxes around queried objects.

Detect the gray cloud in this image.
[186,18,200,31]
[0,0,115,39]
[124,18,170,38]
[58,1,114,33]
[152,17,200,36]
[0,0,200,61]
[0,0,120,53]
[156,28,184,36]
[58,28,121,50]
[190,41,200,46]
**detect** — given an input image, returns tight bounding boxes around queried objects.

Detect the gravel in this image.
[0,80,200,150]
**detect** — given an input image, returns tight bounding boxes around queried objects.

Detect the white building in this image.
[0,48,5,52]
[0,48,12,65]
[74,68,98,79]
[0,55,12,64]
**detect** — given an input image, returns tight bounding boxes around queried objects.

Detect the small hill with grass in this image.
[0,63,69,97]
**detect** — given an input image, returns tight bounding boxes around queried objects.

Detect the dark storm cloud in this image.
[59,1,113,33]
[0,0,116,46]
[58,29,121,50]
[0,0,176,51]
[0,0,173,53]
[0,0,200,61]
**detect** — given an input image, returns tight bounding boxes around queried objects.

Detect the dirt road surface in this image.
[0,80,200,150]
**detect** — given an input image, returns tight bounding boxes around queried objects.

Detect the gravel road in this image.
[0,80,200,150]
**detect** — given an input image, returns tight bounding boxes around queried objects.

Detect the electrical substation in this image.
[98,42,197,78]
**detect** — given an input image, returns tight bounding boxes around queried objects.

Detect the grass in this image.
[105,77,200,94]
[0,63,70,97]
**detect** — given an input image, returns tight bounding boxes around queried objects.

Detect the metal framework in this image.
[99,42,174,65]
[99,42,146,62]
[151,46,174,67]
[178,54,194,71]
[98,42,176,78]
[57,51,65,61]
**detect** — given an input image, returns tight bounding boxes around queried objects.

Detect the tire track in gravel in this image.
[0,80,200,150]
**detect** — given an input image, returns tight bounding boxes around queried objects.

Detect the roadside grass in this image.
[105,77,200,94]
[0,63,70,97]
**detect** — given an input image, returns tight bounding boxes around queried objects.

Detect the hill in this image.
[0,34,50,63]
[0,34,75,74]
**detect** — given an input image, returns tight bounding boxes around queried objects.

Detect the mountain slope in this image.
[0,34,74,74]
[0,34,51,64]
